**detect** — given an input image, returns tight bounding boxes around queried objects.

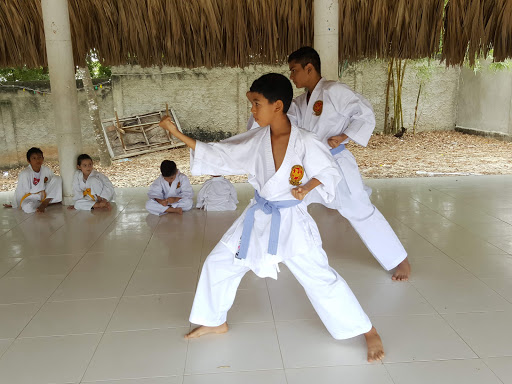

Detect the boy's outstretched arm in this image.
[291,178,321,200]
[159,116,196,150]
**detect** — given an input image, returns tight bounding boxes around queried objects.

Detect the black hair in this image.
[249,73,293,113]
[26,147,43,161]
[77,154,93,166]
[160,160,177,177]
[288,46,321,75]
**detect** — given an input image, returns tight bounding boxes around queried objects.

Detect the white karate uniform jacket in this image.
[288,78,407,270]
[12,165,62,213]
[146,172,194,215]
[188,125,373,339]
[72,170,115,210]
[196,176,238,211]
[191,125,340,279]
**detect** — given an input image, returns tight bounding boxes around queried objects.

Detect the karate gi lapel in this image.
[259,126,297,198]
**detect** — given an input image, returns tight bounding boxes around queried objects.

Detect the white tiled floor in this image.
[0,176,511,383]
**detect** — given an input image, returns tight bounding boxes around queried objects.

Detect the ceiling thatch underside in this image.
[0,0,510,69]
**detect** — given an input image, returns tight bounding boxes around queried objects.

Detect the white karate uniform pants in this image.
[189,242,372,340]
[335,149,407,270]
[145,198,193,215]
[74,176,106,211]
[21,176,62,214]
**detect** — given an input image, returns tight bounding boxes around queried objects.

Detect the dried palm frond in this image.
[0,0,511,69]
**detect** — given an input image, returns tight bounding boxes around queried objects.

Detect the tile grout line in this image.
[0,203,129,367]
[265,278,289,384]
[182,209,210,379]
[76,198,162,383]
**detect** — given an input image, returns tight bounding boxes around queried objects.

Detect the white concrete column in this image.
[42,0,83,205]
[314,0,339,81]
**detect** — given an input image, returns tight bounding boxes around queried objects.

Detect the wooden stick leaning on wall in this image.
[114,111,127,151]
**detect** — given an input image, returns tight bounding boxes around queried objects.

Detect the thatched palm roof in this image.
[0,0,511,69]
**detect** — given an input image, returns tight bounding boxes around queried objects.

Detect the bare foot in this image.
[67,206,75,210]
[92,201,110,211]
[364,326,385,362]
[36,199,51,213]
[166,207,183,215]
[392,258,411,281]
[185,322,229,339]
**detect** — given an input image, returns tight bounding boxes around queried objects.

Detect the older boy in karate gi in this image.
[146,160,193,215]
[3,147,62,213]
[287,47,411,281]
[159,73,385,362]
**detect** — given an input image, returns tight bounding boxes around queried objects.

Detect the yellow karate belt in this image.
[19,190,47,207]
[83,188,96,201]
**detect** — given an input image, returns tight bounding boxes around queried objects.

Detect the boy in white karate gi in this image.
[69,154,115,211]
[145,160,193,215]
[196,176,238,211]
[3,147,62,213]
[287,47,410,281]
[159,73,384,362]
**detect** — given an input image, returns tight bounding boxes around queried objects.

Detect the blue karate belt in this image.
[330,144,346,156]
[236,190,301,260]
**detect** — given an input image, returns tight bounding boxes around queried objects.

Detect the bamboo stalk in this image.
[413,83,422,134]
[400,60,407,128]
[391,58,397,134]
[384,58,393,134]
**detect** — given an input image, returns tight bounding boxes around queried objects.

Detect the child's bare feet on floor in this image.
[364,327,385,362]
[392,258,411,281]
[36,199,51,213]
[67,206,75,210]
[167,207,183,215]
[185,322,229,339]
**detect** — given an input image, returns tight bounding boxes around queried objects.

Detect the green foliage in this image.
[464,51,512,73]
[86,50,112,78]
[489,60,512,72]
[415,59,435,84]
[0,67,49,82]
[0,50,111,82]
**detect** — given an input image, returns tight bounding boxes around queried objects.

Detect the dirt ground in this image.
[2,131,511,192]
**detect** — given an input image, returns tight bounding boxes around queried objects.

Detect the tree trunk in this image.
[78,66,112,167]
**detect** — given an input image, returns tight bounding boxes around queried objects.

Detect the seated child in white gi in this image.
[3,147,62,213]
[196,176,238,211]
[159,73,384,362]
[69,154,115,211]
[146,160,193,215]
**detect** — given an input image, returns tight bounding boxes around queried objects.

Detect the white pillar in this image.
[41,0,83,205]
[314,0,339,81]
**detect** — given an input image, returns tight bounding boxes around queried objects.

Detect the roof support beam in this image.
[41,0,83,205]
[314,0,339,81]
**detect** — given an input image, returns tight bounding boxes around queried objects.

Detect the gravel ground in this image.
[1,131,511,192]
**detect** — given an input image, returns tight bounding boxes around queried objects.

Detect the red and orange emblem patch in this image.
[289,165,304,186]
[313,100,323,116]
